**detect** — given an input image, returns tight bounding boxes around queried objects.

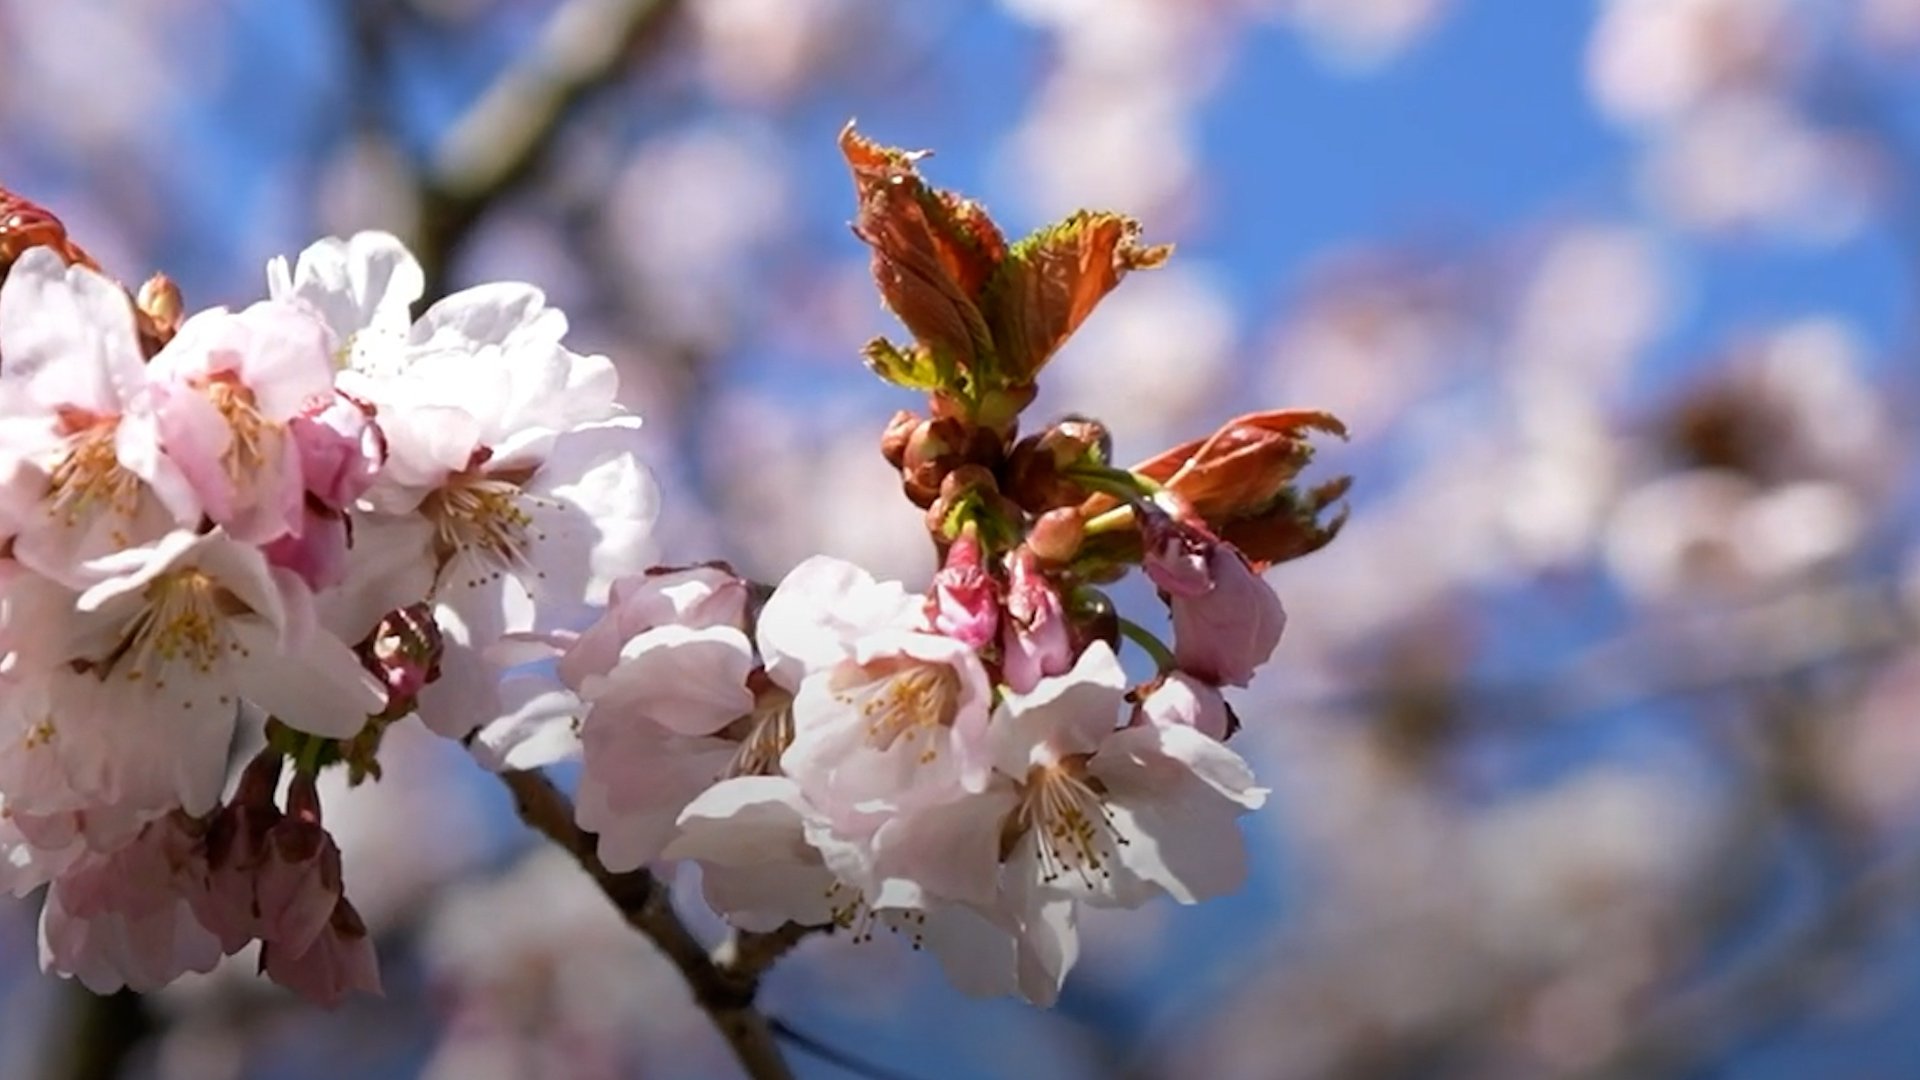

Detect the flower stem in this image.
[499,768,807,1080]
[1116,617,1177,674]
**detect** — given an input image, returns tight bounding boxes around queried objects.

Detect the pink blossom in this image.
[146,299,340,545]
[8,530,384,816]
[875,644,1266,914]
[781,625,997,832]
[260,895,383,1006]
[1132,670,1234,741]
[559,565,750,693]
[1144,510,1286,686]
[1001,546,1073,693]
[928,529,998,649]
[37,814,222,994]
[0,248,199,587]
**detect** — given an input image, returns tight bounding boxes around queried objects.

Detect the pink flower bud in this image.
[1168,541,1285,688]
[194,771,343,958]
[1001,547,1073,693]
[1131,671,1233,741]
[1140,503,1286,687]
[929,528,998,649]
[362,602,444,714]
[261,895,382,1007]
[291,393,383,512]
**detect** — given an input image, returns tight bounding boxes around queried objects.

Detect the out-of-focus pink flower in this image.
[1586,0,1792,127]
[37,814,222,994]
[259,895,382,1006]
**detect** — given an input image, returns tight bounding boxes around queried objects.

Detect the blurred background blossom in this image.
[7,1,1920,1078]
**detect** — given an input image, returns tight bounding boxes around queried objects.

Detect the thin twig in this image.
[499,768,802,1080]
[412,0,685,299]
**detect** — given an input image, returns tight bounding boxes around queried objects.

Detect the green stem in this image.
[1064,463,1161,503]
[1116,617,1177,674]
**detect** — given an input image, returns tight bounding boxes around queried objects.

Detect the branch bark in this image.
[500,767,812,1080]
[413,0,684,301]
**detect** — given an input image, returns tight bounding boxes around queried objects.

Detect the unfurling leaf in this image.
[863,338,944,391]
[984,211,1172,386]
[840,123,1002,394]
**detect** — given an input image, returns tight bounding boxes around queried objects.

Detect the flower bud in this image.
[880,409,920,468]
[363,602,444,716]
[901,416,967,507]
[261,894,382,1006]
[1006,416,1113,512]
[1142,509,1286,687]
[1027,507,1086,564]
[929,526,999,649]
[1132,671,1234,741]
[1002,547,1073,693]
[136,272,184,340]
[1135,410,1344,518]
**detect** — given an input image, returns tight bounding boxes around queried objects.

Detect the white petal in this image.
[870,783,1020,908]
[989,640,1127,778]
[467,676,582,771]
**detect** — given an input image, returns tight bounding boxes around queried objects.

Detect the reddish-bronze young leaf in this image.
[1136,408,1348,521]
[983,211,1172,386]
[0,185,101,278]
[1222,476,1352,568]
[840,124,1004,390]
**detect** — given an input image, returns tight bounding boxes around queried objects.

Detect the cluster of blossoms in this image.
[0,191,654,1002]
[0,127,1344,1008]
[554,130,1347,1002]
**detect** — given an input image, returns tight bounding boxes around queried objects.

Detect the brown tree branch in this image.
[499,767,812,1080]
[412,0,684,301]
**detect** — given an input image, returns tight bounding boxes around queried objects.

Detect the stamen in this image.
[422,470,552,587]
[1008,757,1127,889]
[45,417,142,544]
[720,688,794,779]
[837,658,961,763]
[203,375,271,481]
[92,569,250,692]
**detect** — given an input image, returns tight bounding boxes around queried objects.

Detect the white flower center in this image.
[1010,758,1126,889]
[720,686,794,780]
[94,568,249,690]
[202,375,275,483]
[837,658,960,763]
[45,412,141,543]
[423,469,546,585]
[821,881,930,950]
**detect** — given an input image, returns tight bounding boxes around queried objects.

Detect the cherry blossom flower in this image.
[7,529,383,816]
[0,248,198,587]
[37,813,222,994]
[145,298,339,545]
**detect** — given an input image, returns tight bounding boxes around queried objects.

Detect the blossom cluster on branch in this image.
[0,127,1344,1010]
